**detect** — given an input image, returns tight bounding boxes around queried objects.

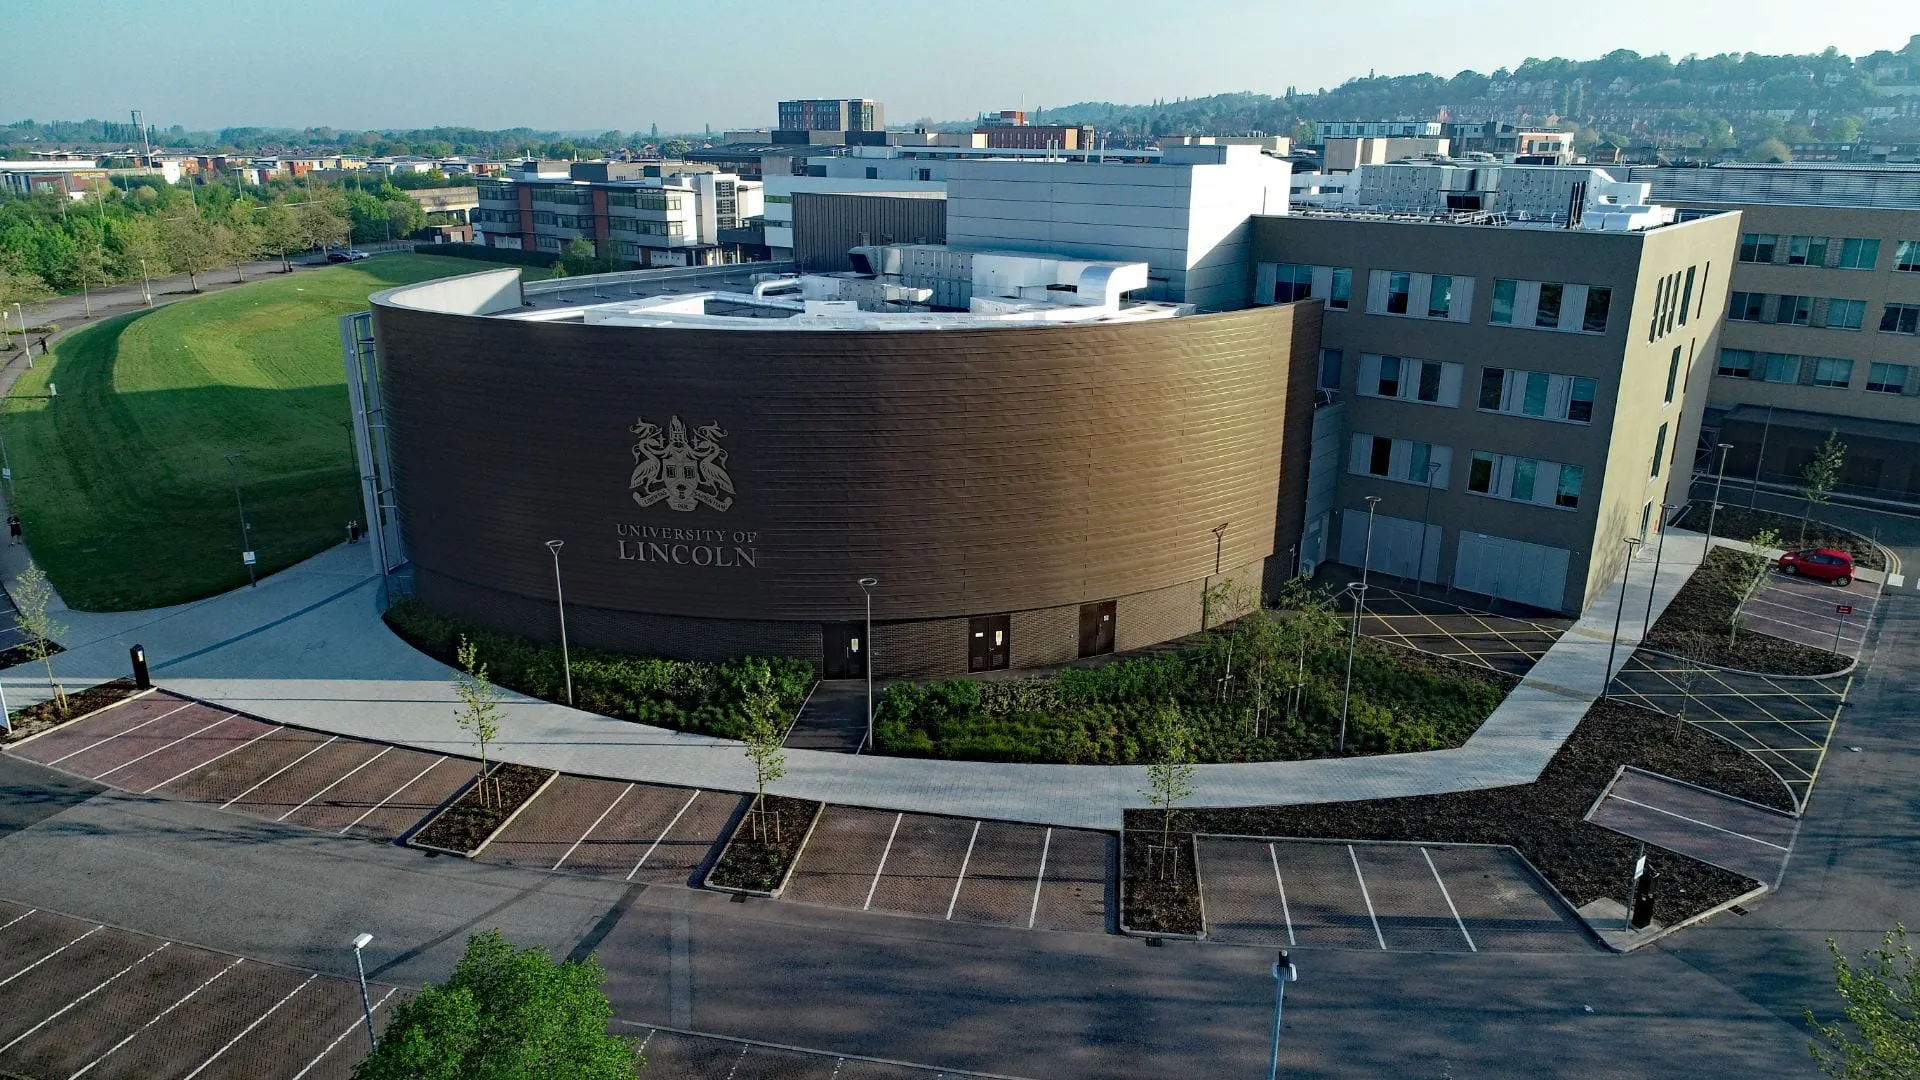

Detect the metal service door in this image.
[823,622,866,679]
[1079,601,1117,658]
[969,615,1011,672]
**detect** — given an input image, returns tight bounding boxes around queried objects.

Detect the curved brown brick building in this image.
[370,267,1318,676]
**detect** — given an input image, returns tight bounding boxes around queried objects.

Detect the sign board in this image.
[2,468,11,480]
[1836,604,1854,616]
[242,551,257,566]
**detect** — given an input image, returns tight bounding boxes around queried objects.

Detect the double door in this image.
[968,615,1010,672]
[1078,601,1116,658]
[823,622,866,679]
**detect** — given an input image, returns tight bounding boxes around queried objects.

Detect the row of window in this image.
[1358,354,1462,407]
[1263,264,1614,334]
[607,190,684,212]
[476,181,516,201]
[1491,279,1613,334]
[530,186,591,206]
[1713,349,1902,391]
[532,212,591,229]
[1728,292,1866,329]
[1348,353,1623,426]
[1646,264,1702,343]
[472,208,519,225]
[1737,234,1886,270]
[1371,271,1475,323]
[609,216,685,237]
[1349,436,1626,512]
[1478,367,1598,423]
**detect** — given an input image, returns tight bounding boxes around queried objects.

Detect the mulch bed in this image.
[707,795,821,893]
[2,679,138,745]
[408,762,553,854]
[1122,827,1203,935]
[1683,502,1886,570]
[0,640,64,670]
[1645,548,1849,676]
[1126,700,1788,928]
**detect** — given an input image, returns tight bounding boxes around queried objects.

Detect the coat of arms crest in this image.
[629,416,735,512]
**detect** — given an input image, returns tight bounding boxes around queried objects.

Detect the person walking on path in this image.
[6,514,20,545]
[36,337,48,356]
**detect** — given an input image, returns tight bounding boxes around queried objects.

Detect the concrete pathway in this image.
[1,531,1707,830]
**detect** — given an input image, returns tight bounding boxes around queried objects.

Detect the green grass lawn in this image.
[3,254,547,611]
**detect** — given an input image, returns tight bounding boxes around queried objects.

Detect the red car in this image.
[1777,547,1855,585]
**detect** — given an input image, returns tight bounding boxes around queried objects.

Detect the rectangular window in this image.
[1867,362,1910,394]
[1417,360,1443,403]
[1555,465,1584,509]
[1329,268,1351,310]
[1535,282,1563,328]
[1825,299,1866,329]
[1318,348,1343,390]
[1777,295,1814,326]
[1812,357,1852,388]
[1717,348,1753,378]
[1568,378,1596,423]
[1665,347,1681,404]
[1896,240,1920,273]
[1478,367,1505,411]
[1786,235,1815,265]
[1491,279,1516,324]
[1678,269,1693,325]
[1511,458,1537,502]
[1522,371,1549,416]
[1583,286,1612,333]
[1377,355,1401,397]
[1386,272,1411,314]
[1763,353,1802,384]
[1882,304,1920,335]
[1837,238,1879,270]
[1273,263,1314,304]
[1651,423,1668,478]
[1468,454,1494,493]
[1427,275,1453,319]
[1368,436,1393,476]
[1739,233,1778,263]
[1409,442,1432,484]
[1729,291,1766,322]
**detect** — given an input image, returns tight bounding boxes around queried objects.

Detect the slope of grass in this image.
[3,255,547,610]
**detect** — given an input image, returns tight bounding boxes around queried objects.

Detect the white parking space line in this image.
[43,702,195,766]
[1422,848,1477,953]
[863,813,904,911]
[553,783,634,871]
[0,925,103,988]
[1606,794,1791,850]
[0,909,33,935]
[1268,843,1295,947]
[1028,827,1053,930]
[180,972,318,1080]
[68,957,243,1079]
[1347,845,1387,950]
[0,942,168,1054]
[91,714,239,781]
[278,746,393,822]
[289,985,396,1080]
[339,755,447,834]
[628,790,701,880]
[945,820,982,920]
[219,736,338,809]
[143,726,281,794]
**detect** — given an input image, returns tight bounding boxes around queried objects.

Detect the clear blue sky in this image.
[9,0,1915,133]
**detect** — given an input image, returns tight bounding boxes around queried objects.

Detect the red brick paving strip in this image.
[280,744,451,834]
[478,774,627,870]
[0,910,100,986]
[6,693,190,767]
[108,715,278,796]
[1351,845,1475,952]
[544,783,708,879]
[182,975,372,1080]
[289,989,409,1080]
[1031,828,1112,933]
[158,727,331,805]
[339,756,473,842]
[220,738,385,822]
[867,813,975,919]
[83,959,313,1080]
[783,806,901,908]
[628,791,740,884]
[55,702,230,782]
[0,939,231,1078]
[0,926,160,1046]
[949,821,1049,928]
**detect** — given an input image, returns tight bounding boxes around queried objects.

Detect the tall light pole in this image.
[350,932,377,1051]
[1267,950,1297,1080]
[1414,461,1440,593]
[223,451,255,587]
[1337,580,1366,754]
[858,577,877,753]
[11,305,25,362]
[139,258,153,307]
[546,540,572,706]
[1641,503,1677,637]
[0,419,12,494]
[1359,495,1382,592]
[1602,536,1644,700]
[1706,442,1734,551]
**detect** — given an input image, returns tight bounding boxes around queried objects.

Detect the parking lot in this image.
[1586,767,1797,887]
[0,901,399,1079]
[624,1024,1032,1079]
[780,806,1113,933]
[1196,837,1593,953]
[1354,585,1570,679]
[477,774,741,885]
[1741,569,1878,660]
[1610,651,1847,810]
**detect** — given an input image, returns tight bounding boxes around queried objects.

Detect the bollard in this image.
[130,644,151,691]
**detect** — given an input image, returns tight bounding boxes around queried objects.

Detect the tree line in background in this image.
[0,174,442,309]
[2,119,695,163]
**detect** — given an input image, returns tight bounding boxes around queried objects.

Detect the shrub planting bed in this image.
[409,763,554,856]
[875,604,1514,765]
[1645,548,1849,676]
[2,679,138,744]
[1122,828,1203,935]
[385,599,813,740]
[0,639,63,670]
[706,795,821,894]
[1132,700,1788,928]
[1685,503,1885,571]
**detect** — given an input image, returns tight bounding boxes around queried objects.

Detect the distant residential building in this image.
[778,98,885,132]
[473,163,763,267]
[1313,121,1444,142]
[1321,137,1450,172]
[1448,122,1571,159]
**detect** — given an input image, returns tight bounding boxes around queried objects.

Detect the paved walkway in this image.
[0,531,1707,830]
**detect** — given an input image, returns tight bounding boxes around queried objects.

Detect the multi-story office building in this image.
[1634,164,1920,502]
[1253,209,1741,613]
[777,98,884,133]
[1313,121,1445,141]
[473,165,762,268]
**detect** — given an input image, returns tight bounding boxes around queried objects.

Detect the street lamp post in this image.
[1642,503,1677,636]
[545,540,572,706]
[858,577,878,753]
[1337,581,1366,754]
[223,452,255,587]
[1706,443,1734,551]
[350,933,377,1051]
[1602,537,1644,700]
[139,258,153,307]
[0,424,13,494]
[1414,461,1440,594]
[1267,950,1297,1080]
[1359,496,1382,593]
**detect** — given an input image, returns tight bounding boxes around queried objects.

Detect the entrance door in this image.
[822,622,866,679]
[1078,601,1116,658]
[968,615,1011,672]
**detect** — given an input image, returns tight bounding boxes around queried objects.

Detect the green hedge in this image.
[385,599,813,739]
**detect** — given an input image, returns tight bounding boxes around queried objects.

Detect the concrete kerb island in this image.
[1,532,1710,830]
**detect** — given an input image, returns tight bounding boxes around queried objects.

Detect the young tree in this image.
[66,234,108,317]
[256,202,302,272]
[14,561,69,717]
[555,237,607,277]
[1806,925,1919,1078]
[1140,705,1196,880]
[112,216,168,285]
[225,211,263,282]
[296,202,350,254]
[1726,526,1783,645]
[1799,431,1847,545]
[452,637,504,809]
[740,676,788,841]
[0,262,53,350]
[351,929,640,1080]
[159,216,223,291]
